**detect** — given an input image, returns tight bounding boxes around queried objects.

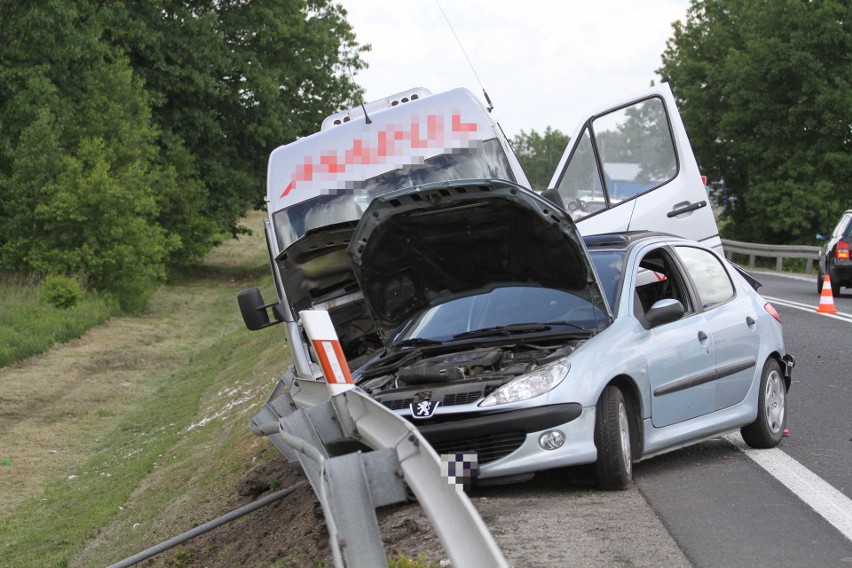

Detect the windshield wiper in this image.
[544,320,593,332]
[391,337,444,349]
[452,323,551,340]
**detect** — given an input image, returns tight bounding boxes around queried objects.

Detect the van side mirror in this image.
[645,298,685,327]
[816,233,828,241]
[237,287,283,330]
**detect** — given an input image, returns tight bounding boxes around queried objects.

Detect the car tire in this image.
[817,269,824,295]
[594,385,632,490]
[741,359,786,449]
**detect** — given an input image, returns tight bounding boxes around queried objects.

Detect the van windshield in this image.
[272,139,514,250]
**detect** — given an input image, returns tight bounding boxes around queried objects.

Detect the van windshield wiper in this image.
[452,323,551,340]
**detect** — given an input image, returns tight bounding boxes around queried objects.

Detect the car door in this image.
[674,245,759,410]
[549,84,722,253]
[630,246,716,428]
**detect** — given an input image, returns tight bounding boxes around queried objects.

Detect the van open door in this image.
[547,83,721,252]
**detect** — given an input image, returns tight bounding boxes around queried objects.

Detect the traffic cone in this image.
[816,274,838,314]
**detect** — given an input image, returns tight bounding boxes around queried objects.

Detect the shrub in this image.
[43,275,82,309]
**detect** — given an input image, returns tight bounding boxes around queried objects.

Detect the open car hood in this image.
[348,179,609,340]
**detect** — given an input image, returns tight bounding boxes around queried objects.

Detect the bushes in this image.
[42,275,82,309]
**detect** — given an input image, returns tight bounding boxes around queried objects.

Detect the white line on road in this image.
[762,295,852,323]
[724,432,852,542]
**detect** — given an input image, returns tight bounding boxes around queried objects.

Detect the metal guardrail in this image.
[722,239,820,274]
[250,309,507,567]
[251,370,509,568]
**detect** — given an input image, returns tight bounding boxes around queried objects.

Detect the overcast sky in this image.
[336,0,692,139]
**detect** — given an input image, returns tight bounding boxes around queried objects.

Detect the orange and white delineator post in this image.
[299,310,355,395]
[816,274,838,315]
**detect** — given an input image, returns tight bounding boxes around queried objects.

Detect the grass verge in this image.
[0,275,115,369]
[0,210,289,567]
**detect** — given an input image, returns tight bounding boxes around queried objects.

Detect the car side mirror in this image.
[816,233,828,241]
[237,287,283,330]
[645,298,685,327]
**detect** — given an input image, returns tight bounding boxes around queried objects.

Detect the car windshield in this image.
[272,139,514,250]
[391,286,606,344]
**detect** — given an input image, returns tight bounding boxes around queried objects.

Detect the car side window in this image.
[674,246,735,310]
[633,248,692,326]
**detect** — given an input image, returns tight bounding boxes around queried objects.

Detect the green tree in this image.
[511,127,570,191]
[0,1,366,311]
[658,0,852,244]
[102,0,368,237]
[1,60,178,312]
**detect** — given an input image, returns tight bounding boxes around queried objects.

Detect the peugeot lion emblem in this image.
[410,398,440,419]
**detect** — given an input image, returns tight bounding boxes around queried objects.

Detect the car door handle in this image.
[697,331,708,342]
[746,316,755,326]
[667,200,708,218]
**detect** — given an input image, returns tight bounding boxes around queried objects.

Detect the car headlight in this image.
[479,362,570,407]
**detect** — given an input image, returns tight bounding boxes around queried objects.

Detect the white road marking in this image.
[762,295,852,323]
[724,432,852,542]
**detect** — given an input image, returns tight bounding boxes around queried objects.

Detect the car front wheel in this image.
[594,385,632,490]
[741,359,786,449]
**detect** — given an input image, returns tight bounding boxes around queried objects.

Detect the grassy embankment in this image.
[0,210,292,567]
[0,275,114,369]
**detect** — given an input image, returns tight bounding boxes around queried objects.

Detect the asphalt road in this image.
[633,271,852,567]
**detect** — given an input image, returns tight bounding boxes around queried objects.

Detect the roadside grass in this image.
[0,210,290,567]
[0,274,115,369]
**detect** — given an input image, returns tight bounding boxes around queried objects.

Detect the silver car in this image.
[344,178,794,490]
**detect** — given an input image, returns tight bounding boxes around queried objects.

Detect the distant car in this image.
[817,209,852,296]
[344,179,794,490]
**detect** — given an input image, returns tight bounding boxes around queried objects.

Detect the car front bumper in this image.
[415,403,598,479]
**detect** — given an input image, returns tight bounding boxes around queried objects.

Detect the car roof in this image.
[583,231,679,250]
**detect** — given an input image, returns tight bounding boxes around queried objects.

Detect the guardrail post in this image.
[323,449,408,568]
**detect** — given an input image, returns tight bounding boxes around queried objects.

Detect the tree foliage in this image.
[511,127,570,191]
[658,0,852,244]
[101,0,366,237]
[0,1,366,310]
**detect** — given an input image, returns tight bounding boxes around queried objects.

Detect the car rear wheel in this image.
[741,359,786,449]
[594,385,632,490]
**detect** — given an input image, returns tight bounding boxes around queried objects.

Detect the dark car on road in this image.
[817,209,852,296]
